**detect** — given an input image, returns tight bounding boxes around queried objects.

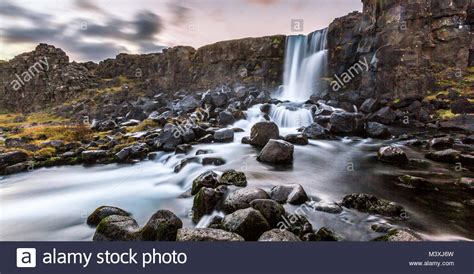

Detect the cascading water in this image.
[269,28,328,128]
[278,28,328,102]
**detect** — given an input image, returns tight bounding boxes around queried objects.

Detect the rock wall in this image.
[0,36,285,113]
[327,0,472,102]
[95,35,285,95]
[0,44,97,113]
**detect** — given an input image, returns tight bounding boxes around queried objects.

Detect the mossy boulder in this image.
[87,206,130,226]
[140,210,183,241]
[219,169,247,187]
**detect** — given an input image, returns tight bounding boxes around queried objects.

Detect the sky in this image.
[0,0,362,62]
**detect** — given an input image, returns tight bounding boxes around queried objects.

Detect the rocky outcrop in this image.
[0,44,97,112]
[327,0,472,102]
[95,36,285,95]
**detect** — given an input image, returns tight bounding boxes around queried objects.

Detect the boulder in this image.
[428,137,454,150]
[270,184,308,204]
[258,229,301,241]
[175,95,200,113]
[425,149,461,163]
[359,98,378,113]
[398,175,435,190]
[248,121,279,147]
[87,206,130,226]
[277,213,313,238]
[371,107,396,124]
[329,112,360,134]
[202,157,226,166]
[374,229,420,242]
[192,187,225,223]
[154,127,183,152]
[191,170,219,195]
[217,111,235,126]
[0,151,28,166]
[115,142,148,161]
[213,128,234,143]
[377,146,408,164]
[81,150,107,162]
[250,199,285,227]
[313,227,344,241]
[222,188,270,213]
[365,122,391,139]
[222,208,271,240]
[176,228,244,241]
[140,210,183,241]
[93,215,140,241]
[219,169,247,187]
[302,123,327,139]
[257,139,294,165]
[284,134,309,145]
[341,193,405,217]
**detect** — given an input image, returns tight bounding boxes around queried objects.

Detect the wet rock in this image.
[223,187,270,213]
[175,144,193,154]
[455,177,474,189]
[359,98,378,113]
[257,139,294,165]
[87,206,130,226]
[202,157,226,166]
[93,215,140,241]
[462,135,474,145]
[154,127,183,152]
[270,184,308,205]
[284,134,309,145]
[302,123,327,139]
[120,119,140,127]
[428,137,454,150]
[219,169,247,187]
[374,229,420,242]
[217,111,235,126]
[176,228,244,241]
[213,128,234,143]
[4,162,32,175]
[329,112,361,134]
[191,170,219,195]
[258,229,301,241]
[4,138,28,148]
[425,149,461,163]
[365,122,391,139]
[398,175,435,190]
[250,199,285,227]
[81,150,107,162]
[313,227,344,241]
[341,193,405,218]
[370,223,393,233]
[277,213,313,238]
[222,208,270,241]
[174,157,200,173]
[195,149,213,155]
[377,146,408,164]
[311,201,343,214]
[370,106,396,124]
[192,187,225,223]
[460,154,474,166]
[140,210,183,241]
[0,151,28,166]
[115,142,148,161]
[196,134,214,143]
[175,95,200,113]
[248,121,279,147]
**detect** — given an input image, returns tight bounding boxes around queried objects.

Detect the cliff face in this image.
[95,35,285,94]
[327,0,472,101]
[0,36,285,113]
[0,44,97,113]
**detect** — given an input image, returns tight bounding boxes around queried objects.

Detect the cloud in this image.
[168,2,191,25]
[246,0,279,6]
[74,0,102,12]
[0,1,166,62]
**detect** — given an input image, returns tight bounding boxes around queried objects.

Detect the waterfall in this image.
[278,28,328,102]
[268,28,328,128]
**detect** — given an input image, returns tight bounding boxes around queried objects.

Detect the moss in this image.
[373,229,399,241]
[436,109,458,120]
[127,119,158,133]
[35,147,57,158]
[10,124,92,143]
[393,98,401,104]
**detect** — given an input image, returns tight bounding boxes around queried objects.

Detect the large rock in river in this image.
[223,188,270,213]
[248,121,279,147]
[191,170,219,195]
[377,146,408,164]
[192,187,225,223]
[87,206,130,226]
[222,208,271,241]
[341,193,405,218]
[93,215,140,241]
[257,139,294,164]
[176,228,244,241]
[140,210,183,241]
[270,184,308,205]
[250,199,285,227]
[258,229,301,241]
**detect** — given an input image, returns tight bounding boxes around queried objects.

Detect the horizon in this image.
[0,0,362,62]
